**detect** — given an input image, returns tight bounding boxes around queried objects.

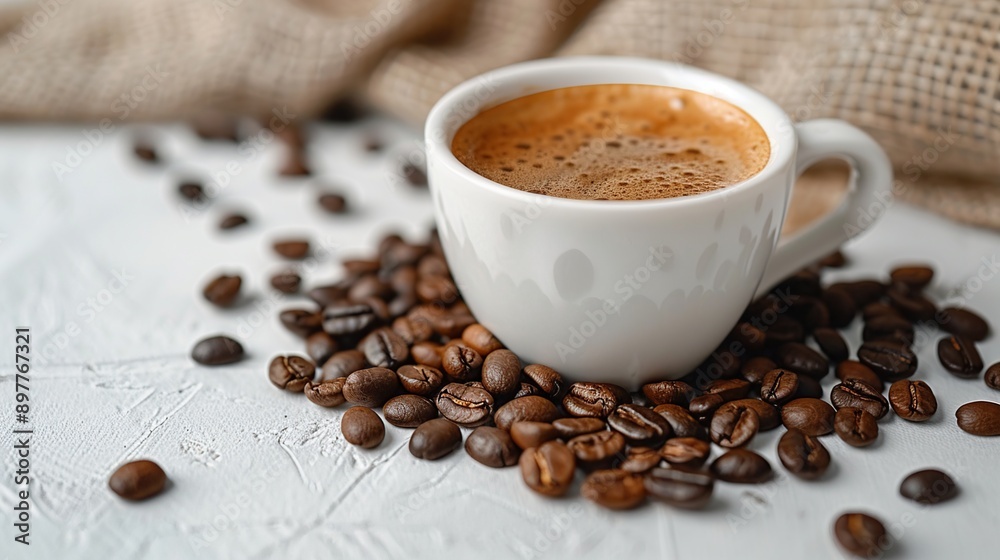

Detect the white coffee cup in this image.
[425,56,891,388]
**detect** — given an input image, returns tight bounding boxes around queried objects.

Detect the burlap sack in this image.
[1,0,997,228]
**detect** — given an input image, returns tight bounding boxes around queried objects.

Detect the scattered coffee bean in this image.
[307,284,348,307]
[777,429,830,480]
[899,469,957,504]
[813,328,849,362]
[510,421,560,449]
[522,364,566,399]
[304,331,338,365]
[776,342,829,379]
[862,302,900,321]
[937,336,983,378]
[383,394,437,427]
[710,449,772,483]
[178,181,205,202]
[830,379,889,420]
[482,349,521,399]
[410,341,443,369]
[357,327,408,369]
[858,340,917,381]
[888,379,937,421]
[461,323,504,356]
[619,446,662,473]
[986,362,1000,390]
[887,288,937,321]
[108,460,167,501]
[273,239,310,260]
[760,369,799,405]
[402,163,428,187]
[552,417,606,439]
[341,406,384,448]
[436,383,495,427]
[582,469,646,510]
[441,342,483,381]
[822,286,857,328]
[644,467,714,509]
[191,335,244,365]
[465,426,521,468]
[322,302,377,336]
[396,364,444,397]
[795,374,824,399]
[133,140,159,163]
[607,403,672,446]
[836,360,883,389]
[730,321,767,353]
[513,383,543,398]
[304,378,347,407]
[890,265,933,290]
[268,355,314,392]
[279,308,323,338]
[819,250,848,268]
[410,418,462,460]
[659,437,711,467]
[829,280,885,307]
[563,382,629,418]
[642,380,695,406]
[218,213,249,230]
[318,349,366,381]
[688,393,725,418]
[834,407,879,447]
[741,356,777,385]
[202,274,241,307]
[270,271,301,294]
[834,512,888,558]
[703,379,751,401]
[652,404,705,439]
[710,404,759,448]
[567,430,626,463]
[938,307,990,341]
[722,399,781,431]
[342,367,400,407]
[520,440,575,496]
[494,396,560,431]
[955,401,1000,436]
[318,193,348,214]
[781,398,835,436]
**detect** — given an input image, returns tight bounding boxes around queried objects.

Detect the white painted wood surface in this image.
[1,118,998,560]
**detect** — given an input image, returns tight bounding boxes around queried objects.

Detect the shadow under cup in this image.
[425,56,805,388]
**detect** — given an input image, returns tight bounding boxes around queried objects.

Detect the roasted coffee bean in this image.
[133,139,159,163]
[436,383,494,427]
[777,429,830,480]
[390,316,431,345]
[694,349,742,379]
[409,418,462,460]
[109,460,167,501]
[780,268,822,297]
[273,239,310,260]
[582,469,646,510]
[520,440,575,496]
[522,364,566,399]
[304,378,347,407]
[304,331,338,365]
[741,356,777,385]
[937,336,983,377]
[396,364,444,397]
[608,403,673,445]
[795,375,824,399]
[653,404,705,439]
[760,369,799,405]
[482,349,521,399]
[834,513,888,558]
[818,250,848,268]
[342,367,400,407]
[890,265,934,290]
[862,314,914,344]
[776,342,829,379]
[342,259,380,279]
[813,328,849,362]
[829,279,885,306]
[203,274,241,307]
[279,308,323,338]
[388,264,417,294]
[417,253,450,277]
[789,296,830,331]
[322,302,377,336]
[348,274,393,302]
[710,449,772,483]
[380,240,427,271]
[987,362,1000,390]
[726,399,781,431]
[830,379,889,420]
[268,355,315,392]
[956,401,1000,436]
[552,417,605,439]
[563,382,628,418]
[938,307,990,341]
[862,301,901,321]
[307,283,349,308]
[836,360,883,389]
[858,340,918,381]
[834,407,878,447]
[270,271,301,294]
[513,383,543,398]
[388,295,415,320]
[620,447,663,473]
[191,335,244,365]
[781,398,835,436]
[461,323,504,356]
[465,426,521,468]
[644,467,714,508]
[688,393,725,418]
[510,421,560,449]
[358,327,409,369]
[710,404,759,447]
[218,213,249,230]
[383,394,437,427]
[659,437,711,467]
[441,342,483,381]
[888,379,936,421]
[318,350,366,381]
[416,275,458,305]
[317,193,347,213]
[567,430,626,463]
[899,469,957,504]
[494,396,560,431]
[730,321,767,353]
[641,380,695,406]
[822,286,857,328]
[887,288,937,321]
[410,341,443,369]
[703,379,751,401]
[341,406,384,448]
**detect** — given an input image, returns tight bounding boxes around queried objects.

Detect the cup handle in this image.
[754,119,893,298]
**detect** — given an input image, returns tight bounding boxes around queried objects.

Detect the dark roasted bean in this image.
[955,401,1000,436]
[987,362,1000,390]
[781,398,835,436]
[899,469,957,504]
[279,308,323,338]
[937,336,983,378]
[341,406,384,448]
[436,383,494,427]
[304,331,338,365]
[653,404,706,439]
[482,349,521,399]
[890,265,934,290]
[520,441,575,496]
[191,335,244,365]
[644,467,714,509]
[307,283,349,308]
[563,382,628,418]
[777,429,830,480]
[607,404,672,445]
[317,192,347,213]
[513,383,543,398]
[938,307,990,341]
[620,446,663,473]
[818,250,847,268]
[203,274,241,307]
[710,449,772,483]
[522,364,566,399]
[218,213,249,230]
[741,356,777,385]
[834,407,878,447]
[273,239,310,260]
[703,379,751,401]
[268,355,315,392]
[726,399,781,431]
[659,437,711,467]
[304,378,347,407]
[581,469,646,510]
[348,275,394,302]
[109,460,167,501]
[566,430,625,463]
[461,323,504,356]
[858,340,917,381]
[318,350,366,381]
[760,369,799,405]
[795,375,824,399]
[862,302,901,321]
[510,421,560,450]
[358,327,409,369]
[829,280,885,306]
[822,286,857,328]
[322,301,378,336]
[730,321,767,353]
[391,316,432,345]
[441,342,483,381]
[641,380,695,406]
[834,513,889,558]
[410,341,443,369]
[383,394,437,427]
[709,404,759,447]
[494,396,560,431]
[270,271,301,294]
[410,418,462,460]
[776,342,829,379]
[342,367,400,407]
[862,314,914,344]
[888,379,937,421]
[830,379,889,420]
[813,327,849,362]
[465,426,520,467]
[789,296,830,331]
[836,360,883,389]
[396,364,444,397]
[887,287,937,321]
[552,417,606,439]
[688,393,725,419]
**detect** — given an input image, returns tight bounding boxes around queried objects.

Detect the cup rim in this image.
[425,56,796,210]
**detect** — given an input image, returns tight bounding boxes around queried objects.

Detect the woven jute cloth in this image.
[1,0,997,228]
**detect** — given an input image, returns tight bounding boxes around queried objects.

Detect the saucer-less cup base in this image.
[425,57,892,388]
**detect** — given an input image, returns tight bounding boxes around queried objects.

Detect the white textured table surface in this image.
[1,118,999,560]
